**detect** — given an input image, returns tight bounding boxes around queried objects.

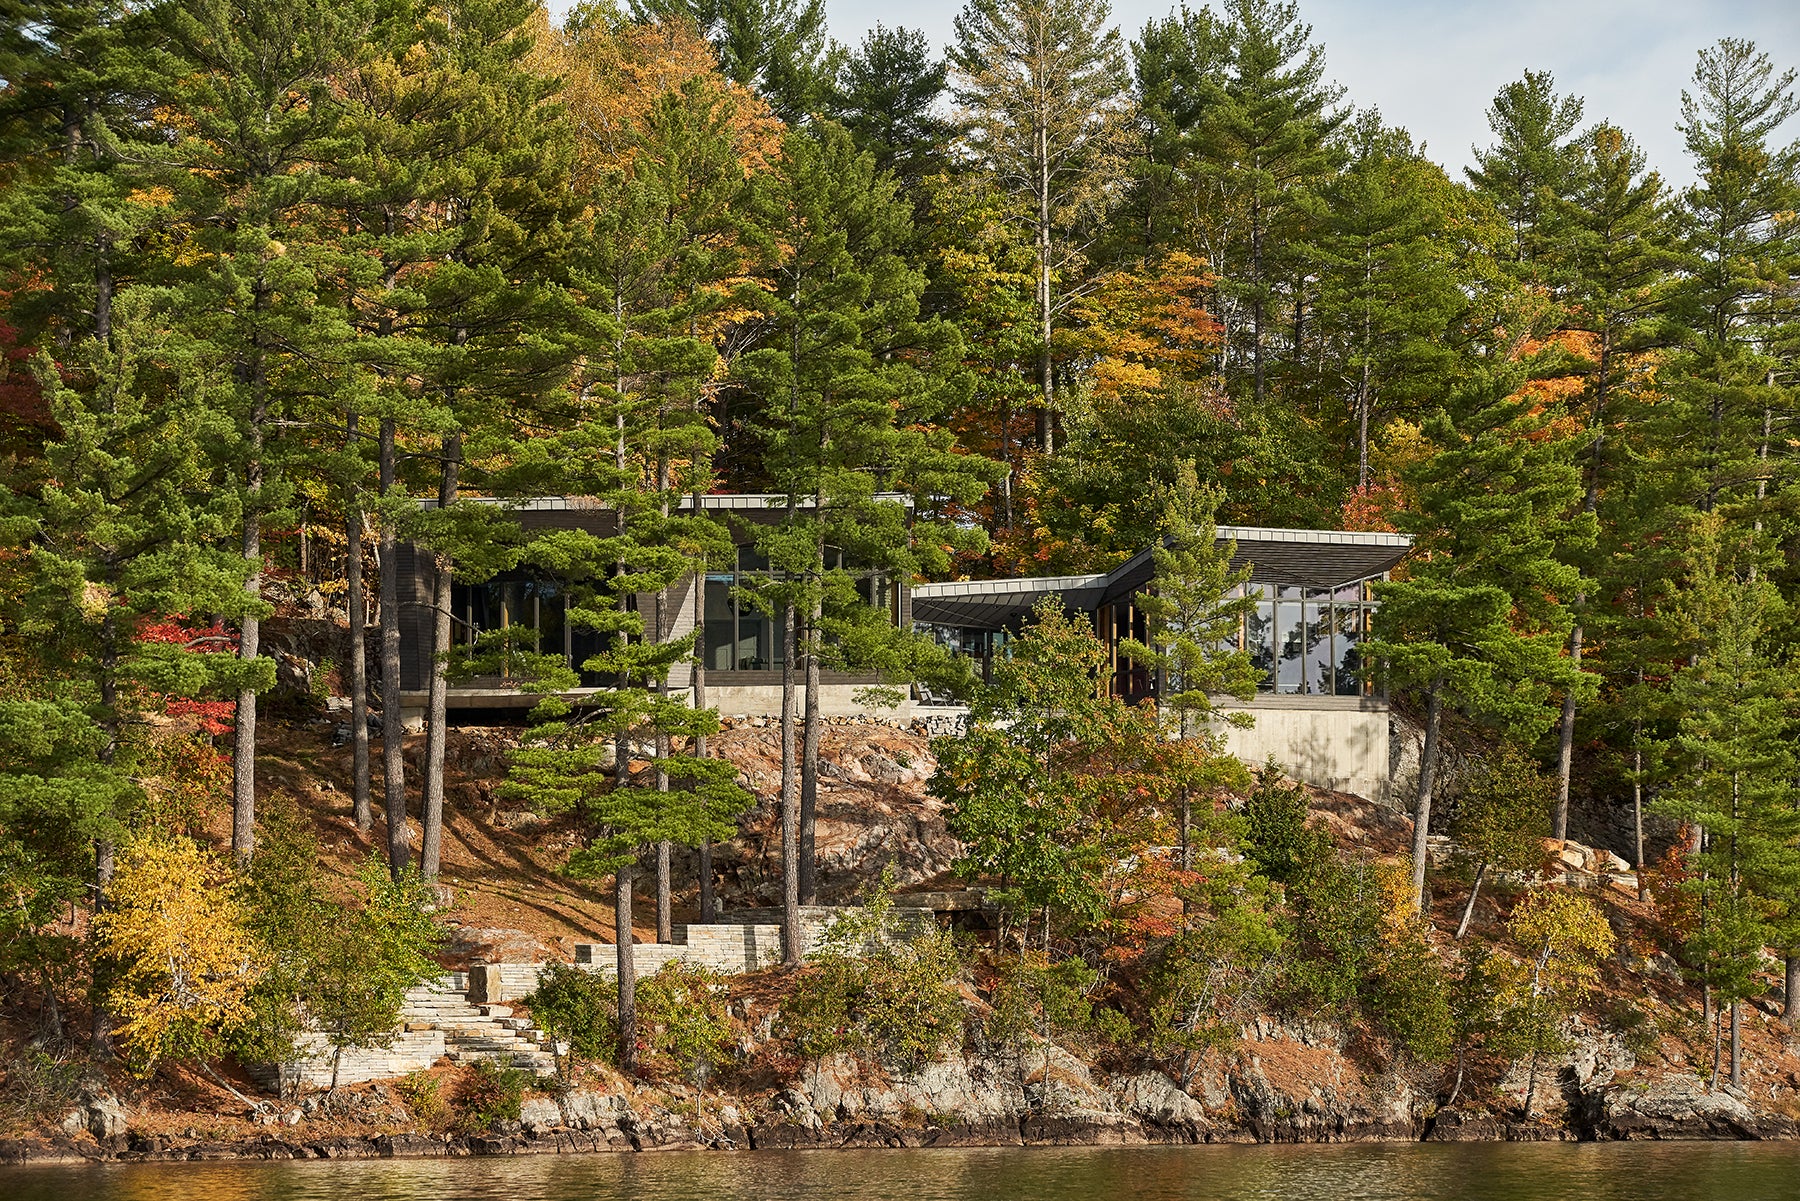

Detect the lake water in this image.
[9,1143,1800,1201]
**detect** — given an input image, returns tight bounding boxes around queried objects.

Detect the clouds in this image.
[820,0,1800,186]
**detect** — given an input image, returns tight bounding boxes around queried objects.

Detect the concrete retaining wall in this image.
[1211,696,1391,801]
[247,1030,445,1093]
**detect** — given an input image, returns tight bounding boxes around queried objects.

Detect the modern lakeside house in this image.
[394,496,1412,801]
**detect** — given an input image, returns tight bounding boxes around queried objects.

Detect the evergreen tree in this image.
[1653,516,1800,1087]
[1118,462,1256,869]
[950,0,1135,455]
[1659,39,1798,525]
[824,25,952,192]
[1465,70,1585,271]
[1302,111,1467,487]
[737,122,986,924]
[1367,365,1594,915]
[0,294,268,1051]
[157,0,374,864]
[1545,120,1677,839]
[0,0,168,350]
[632,0,830,123]
[1187,0,1344,407]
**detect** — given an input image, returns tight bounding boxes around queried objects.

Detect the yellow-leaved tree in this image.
[95,836,261,1078]
[1499,887,1615,1117]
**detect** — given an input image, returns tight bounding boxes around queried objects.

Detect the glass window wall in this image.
[1220,576,1382,696]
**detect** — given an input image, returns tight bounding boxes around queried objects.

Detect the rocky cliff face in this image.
[706,720,961,906]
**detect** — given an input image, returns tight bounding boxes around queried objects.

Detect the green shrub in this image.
[525,960,617,1071]
[637,961,734,1087]
[1242,763,1331,885]
[395,1070,449,1131]
[1366,928,1454,1063]
[450,1060,527,1134]
[1602,998,1659,1061]
[0,1047,84,1131]
[779,883,967,1073]
[986,951,1123,1052]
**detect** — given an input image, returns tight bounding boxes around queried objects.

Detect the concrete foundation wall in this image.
[706,684,914,722]
[1211,696,1391,801]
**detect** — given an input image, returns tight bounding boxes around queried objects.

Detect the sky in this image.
[815,0,1800,188]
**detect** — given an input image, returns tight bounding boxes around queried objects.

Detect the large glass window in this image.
[1274,585,1306,693]
[1246,587,1275,689]
[1121,575,1383,697]
[1334,582,1367,695]
[452,575,571,678]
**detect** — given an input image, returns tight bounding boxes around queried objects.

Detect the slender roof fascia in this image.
[418,493,915,512]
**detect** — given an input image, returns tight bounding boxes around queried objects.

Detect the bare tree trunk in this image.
[693,517,716,924]
[347,415,371,832]
[651,834,671,943]
[1554,621,1583,841]
[1786,955,1800,1019]
[1410,679,1444,915]
[1730,1000,1741,1087]
[1036,120,1054,456]
[781,601,801,966]
[799,556,823,904]
[1633,743,1647,901]
[616,865,638,1074]
[379,417,410,880]
[232,441,263,866]
[421,433,459,882]
[1455,862,1487,940]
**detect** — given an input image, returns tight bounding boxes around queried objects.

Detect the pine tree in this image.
[1659,39,1799,524]
[0,0,168,350]
[540,6,773,932]
[1117,462,1256,871]
[1465,70,1585,272]
[1302,112,1467,487]
[737,122,987,928]
[1544,120,1678,839]
[1190,0,1344,408]
[824,25,952,192]
[632,0,829,123]
[1653,516,1800,1087]
[157,0,374,864]
[950,0,1135,456]
[326,0,574,881]
[0,294,269,1051]
[1367,365,1594,915]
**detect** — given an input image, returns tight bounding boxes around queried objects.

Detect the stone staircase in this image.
[401,975,559,1077]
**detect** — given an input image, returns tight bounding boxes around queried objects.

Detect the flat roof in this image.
[420,493,914,511]
[913,525,1412,630]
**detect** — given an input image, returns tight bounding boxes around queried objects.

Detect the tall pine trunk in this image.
[780,599,801,966]
[421,433,460,882]
[799,532,824,905]
[379,417,409,880]
[1554,621,1582,841]
[693,486,716,924]
[654,518,672,944]
[232,457,261,865]
[347,414,371,831]
[1409,676,1444,915]
[615,864,637,1074]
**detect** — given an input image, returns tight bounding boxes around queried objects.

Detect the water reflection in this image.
[11,1143,1800,1201]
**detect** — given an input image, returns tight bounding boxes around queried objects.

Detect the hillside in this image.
[12,707,1800,1163]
